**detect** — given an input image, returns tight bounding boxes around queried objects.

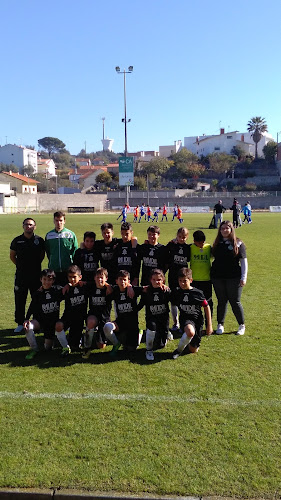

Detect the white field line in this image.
[0,391,280,407]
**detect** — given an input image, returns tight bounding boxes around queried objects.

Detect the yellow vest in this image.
[190,243,211,281]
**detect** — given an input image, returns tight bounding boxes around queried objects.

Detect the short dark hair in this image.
[121,222,132,231]
[83,231,96,241]
[147,225,160,235]
[67,265,81,275]
[116,269,130,279]
[193,230,205,242]
[101,222,113,231]
[150,268,165,282]
[178,267,192,279]
[95,267,108,279]
[54,211,65,219]
[40,268,56,279]
[23,217,36,225]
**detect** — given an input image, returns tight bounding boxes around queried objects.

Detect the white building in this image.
[183,129,273,158]
[37,158,56,178]
[159,140,182,158]
[0,144,38,173]
[0,172,39,194]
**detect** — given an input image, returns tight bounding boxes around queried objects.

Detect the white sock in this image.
[171,305,179,326]
[178,332,192,353]
[103,322,119,345]
[84,328,95,349]
[25,327,38,351]
[55,330,69,348]
[146,329,155,351]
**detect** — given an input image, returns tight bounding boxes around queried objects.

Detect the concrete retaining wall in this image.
[16,194,108,213]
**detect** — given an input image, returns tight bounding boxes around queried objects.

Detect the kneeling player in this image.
[82,268,112,359]
[23,269,64,360]
[138,269,171,361]
[103,270,142,357]
[171,268,212,359]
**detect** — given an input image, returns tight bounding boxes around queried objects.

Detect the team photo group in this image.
[10,208,248,362]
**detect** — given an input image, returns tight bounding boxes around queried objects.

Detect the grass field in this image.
[0,212,280,498]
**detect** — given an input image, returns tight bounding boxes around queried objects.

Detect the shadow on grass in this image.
[0,329,177,368]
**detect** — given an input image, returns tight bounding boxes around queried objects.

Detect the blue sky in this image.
[1,0,281,155]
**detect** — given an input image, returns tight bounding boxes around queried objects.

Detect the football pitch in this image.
[0,212,280,498]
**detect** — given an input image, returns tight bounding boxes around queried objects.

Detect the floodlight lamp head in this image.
[122,118,125,122]
[128,66,133,72]
[128,119,131,122]
[115,66,120,72]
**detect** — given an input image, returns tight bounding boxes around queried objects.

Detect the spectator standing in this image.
[213,200,226,228]
[10,218,45,333]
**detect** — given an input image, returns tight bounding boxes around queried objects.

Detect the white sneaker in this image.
[14,325,24,333]
[216,324,224,335]
[167,331,174,341]
[146,350,154,361]
[236,324,245,336]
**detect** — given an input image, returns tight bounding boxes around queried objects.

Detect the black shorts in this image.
[34,317,57,340]
[146,316,169,346]
[191,280,212,303]
[115,316,139,348]
[180,319,202,348]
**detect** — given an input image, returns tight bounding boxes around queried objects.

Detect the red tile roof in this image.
[2,171,39,184]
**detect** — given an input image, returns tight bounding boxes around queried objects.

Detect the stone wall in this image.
[16,193,108,213]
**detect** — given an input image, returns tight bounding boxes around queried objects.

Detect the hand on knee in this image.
[55,322,64,333]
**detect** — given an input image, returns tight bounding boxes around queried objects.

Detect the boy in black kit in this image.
[82,268,112,359]
[112,222,139,285]
[138,225,167,286]
[74,231,99,282]
[166,227,190,332]
[23,269,64,360]
[103,270,142,357]
[55,265,88,354]
[138,269,171,361]
[95,223,121,284]
[171,268,212,359]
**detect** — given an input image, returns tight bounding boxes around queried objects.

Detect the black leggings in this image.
[212,277,244,325]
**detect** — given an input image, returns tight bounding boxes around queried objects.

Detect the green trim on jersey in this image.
[190,243,211,281]
[45,227,78,272]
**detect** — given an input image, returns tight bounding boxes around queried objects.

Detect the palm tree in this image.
[247,117,268,160]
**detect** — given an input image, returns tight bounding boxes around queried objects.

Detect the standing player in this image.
[103,270,142,356]
[112,222,139,285]
[161,203,168,222]
[23,269,64,359]
[74,231,99,283]
[138,225,167,286]
[166,227,190,332]
[152,207,161,222]
[138,269,171,361]
[172,204,178,221]
[10,218,45,333]
[171,268,212,359]
[177,205,183,223]
[95,223,121,284]
[133,205,139,222]
[190,230,213,318]
[45,211,78,286]
[146,205,152,222]
[138,203,146,223]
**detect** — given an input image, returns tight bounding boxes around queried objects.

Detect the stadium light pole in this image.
[115,66,133,205]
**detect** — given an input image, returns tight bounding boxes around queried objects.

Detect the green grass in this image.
[0,212,280,498]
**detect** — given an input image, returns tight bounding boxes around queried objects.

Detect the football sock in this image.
[103,322,119,345]
[178,332,192,352]
[146,329,156,351]
[84,328,95,349]
[171,305,179,326]
[55,330,69,348]
[25,326,38,351]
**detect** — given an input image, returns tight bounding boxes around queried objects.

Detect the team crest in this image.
[179,247,183,255]
[149,249,155,256]
[122,248,127,255]
[45,293,51,300]
[120,293,126,300]
[96,289,101,295]
[74,287,79,294]
[183,295,189,302]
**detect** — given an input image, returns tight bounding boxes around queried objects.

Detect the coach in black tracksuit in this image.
[10,218,45,332]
